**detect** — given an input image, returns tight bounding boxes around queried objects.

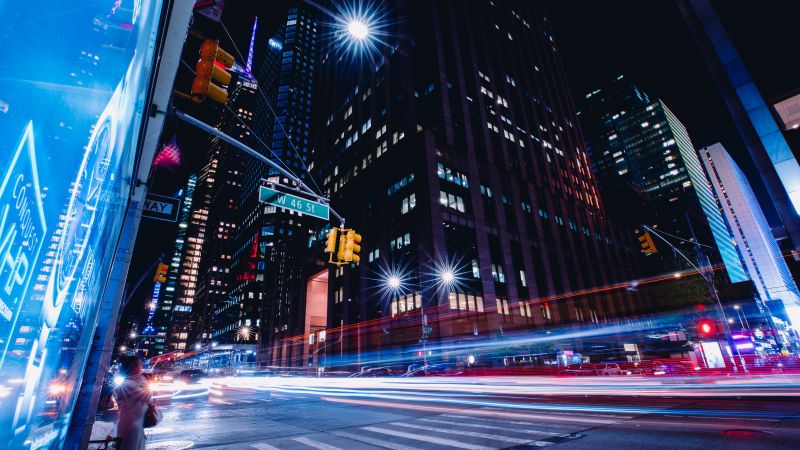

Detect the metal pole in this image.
[644,223,747,373]
[173,109,345,225]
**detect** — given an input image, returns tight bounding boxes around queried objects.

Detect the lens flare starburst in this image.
[313,0,397,66]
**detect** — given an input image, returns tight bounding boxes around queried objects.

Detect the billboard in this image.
[0,0,165,448]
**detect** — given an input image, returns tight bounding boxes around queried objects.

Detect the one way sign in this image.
[142,193,181,222]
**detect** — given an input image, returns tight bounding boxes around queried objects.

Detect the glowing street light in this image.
[347,19,369,40]
[239,326,251,339]
[129,331,137,339]
[439,269,455,285]
[387,275,402,289]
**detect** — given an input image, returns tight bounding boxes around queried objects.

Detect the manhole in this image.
[722,429,775,438]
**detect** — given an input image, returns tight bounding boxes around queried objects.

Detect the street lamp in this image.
[347,19,369,40]
[439,269,455,286]
[387,275,402,290]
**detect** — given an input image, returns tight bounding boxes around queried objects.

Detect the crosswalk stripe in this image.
[250,444,279,450]
[292,436,342,450]
[418,418,561,436]
[362,426,494,450]
[332,430,422,450]
[392,422,532,445]
[442,411,617,425]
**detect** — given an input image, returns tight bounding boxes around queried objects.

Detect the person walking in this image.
[114,355,152,450]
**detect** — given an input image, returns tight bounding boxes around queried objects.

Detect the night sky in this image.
[122,0,800,326]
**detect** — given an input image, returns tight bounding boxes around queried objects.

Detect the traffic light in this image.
[324,228,339,254]
[638,231,657,255]
[190,39,235,103]
[697,319,715,336]
[336,231,347,263]
[343,229,362,264]
[154,263,169,283]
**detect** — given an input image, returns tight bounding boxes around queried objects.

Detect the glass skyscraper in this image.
[699,143,800,329]
[582,75,747,283]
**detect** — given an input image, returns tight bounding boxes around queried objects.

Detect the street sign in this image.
[259,185,329,220]
[142,193,181,222]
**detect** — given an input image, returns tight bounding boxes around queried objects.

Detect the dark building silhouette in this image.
[307,1,648,368]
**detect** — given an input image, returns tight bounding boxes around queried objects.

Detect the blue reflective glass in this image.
[0,1,164,448]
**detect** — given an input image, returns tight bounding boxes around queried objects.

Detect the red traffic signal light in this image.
[698,319,714,336]
[154,263,169,283]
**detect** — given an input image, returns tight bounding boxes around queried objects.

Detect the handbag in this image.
[143,402,161,428]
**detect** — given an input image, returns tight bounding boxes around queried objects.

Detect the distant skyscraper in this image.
[195,72,258,346]
[581,75,748,283]
[309,1,643,367]
[229,6,319,366]
[142,174,196,357]
[677,0,800,250]
[699,143,800,328]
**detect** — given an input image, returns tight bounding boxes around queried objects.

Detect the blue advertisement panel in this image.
[0,1,165,448]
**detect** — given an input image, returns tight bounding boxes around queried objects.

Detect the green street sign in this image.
[259,186,329,220]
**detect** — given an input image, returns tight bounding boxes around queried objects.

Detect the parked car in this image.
[593,363,623,376]
[559,364,597,376]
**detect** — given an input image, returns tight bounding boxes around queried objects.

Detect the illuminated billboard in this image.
[0,0,165,448]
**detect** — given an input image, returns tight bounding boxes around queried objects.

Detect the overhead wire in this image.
[219,20,324,196]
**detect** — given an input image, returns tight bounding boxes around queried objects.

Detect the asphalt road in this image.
[95,376,800,450]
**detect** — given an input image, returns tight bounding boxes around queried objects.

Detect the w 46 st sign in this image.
[259,185,329,221]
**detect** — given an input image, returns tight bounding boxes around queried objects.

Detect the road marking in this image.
[392,422,532,445]
[418,418,561,436]
[251,444,279,450]
[362,426,494,450]
[455,410,620,425]
[292,436,342,450]
[331,430,421,450]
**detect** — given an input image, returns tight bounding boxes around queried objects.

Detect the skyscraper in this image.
[581,75,747,284]
[309,1,644,367]
[141,174,197,357]
[699,143,800,329]
[195,72,258,346]
[229,6,320,366]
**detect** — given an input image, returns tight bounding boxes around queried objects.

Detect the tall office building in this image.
[308,1,644,367]
[229,7,319,366]
[141,175,197,357]
[195,72,258,346]
[677,0,800,250]
[581,75,747,284]
[699,143,800,329]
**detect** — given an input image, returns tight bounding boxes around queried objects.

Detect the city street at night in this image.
[96,376,800,450]
[3,1,800,449]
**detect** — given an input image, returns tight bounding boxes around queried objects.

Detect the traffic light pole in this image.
[643,225,747,374]
[172,109,345,225]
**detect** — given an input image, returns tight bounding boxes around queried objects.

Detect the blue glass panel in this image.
[0,1,164,448]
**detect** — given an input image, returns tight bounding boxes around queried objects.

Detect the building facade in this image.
[229,6,320,366]
[308,1,646,368]
[197,74,258,346]
[699,143,800,329]
[581,75,747,284]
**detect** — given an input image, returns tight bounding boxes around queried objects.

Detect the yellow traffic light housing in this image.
[638,232,657,255]
[326,228,362,266]
[336,232,347,263]
[190,39,235,103]
[324,228,339,254]
[154,263,169,283]
[343,229,362,264]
